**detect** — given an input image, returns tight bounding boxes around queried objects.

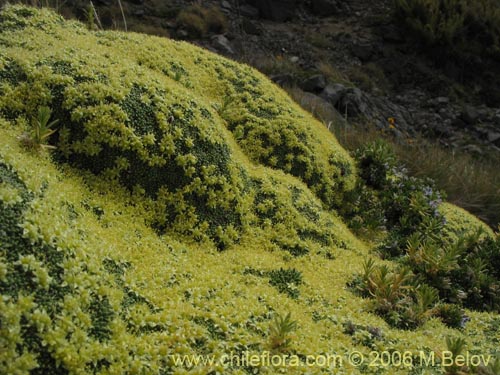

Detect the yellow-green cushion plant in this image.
[0,4,357,250]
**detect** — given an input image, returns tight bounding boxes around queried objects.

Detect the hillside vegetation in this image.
[0,5,499,374]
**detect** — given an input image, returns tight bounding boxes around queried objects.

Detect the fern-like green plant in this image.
[362,257,376,282]
[414,284,439,321]
[440,336,468,375]
[19,106,58,151]
[269,312,297,352]
[482,357,500,375]
[368,265,412,314]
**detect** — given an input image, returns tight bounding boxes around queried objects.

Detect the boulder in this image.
[462,105,480,125]
[298,92,348,127]
[239,4,260,18]
[319,83,346,107]
[133,9,145,17]
[336,87,368,117]
[301,74,327,93]
[221,1,232,10]
[487,131,500,145]
[211,35,234,55]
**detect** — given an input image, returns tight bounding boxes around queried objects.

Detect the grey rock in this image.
[211,35,234,55]
[319,83,346,107]
[462,144,484,155]
[133,9,145,17]
[270,73,294,87]
[289,56,300,63]
[428,96,450,107]
[462,105,480,125]
[163,21,176,29]
[301,74,327,93]
[431,123,453,137]
[298,92,348,127]
[487,131,500,144]
[351,42,373,61]
[436,96,450,105]
[337,88,368,117]
[221,1,232,10]
[477,108,490,121]
[239,4,259,18]
[495,114,500,126]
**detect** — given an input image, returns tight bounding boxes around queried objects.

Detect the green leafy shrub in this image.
[403,229,500,311]
[365,228,500,327]
[436,303,467,328]
[344,139,445,252]
[353,262,442,329]
[349,141,500,326]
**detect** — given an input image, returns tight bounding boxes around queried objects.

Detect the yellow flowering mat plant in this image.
[0,5,499,374]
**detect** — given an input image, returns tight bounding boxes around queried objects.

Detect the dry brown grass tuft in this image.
[176,4,227,38]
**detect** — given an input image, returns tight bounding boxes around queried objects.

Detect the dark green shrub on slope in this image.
[393,0,500,60]
[393,0,500,104]
[349,140,500,328]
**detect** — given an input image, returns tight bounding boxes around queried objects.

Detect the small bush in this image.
[439,336,468,375]
[317,61,350,85]
[343,139,446,253]
[204,6,227,34]
[353,261,443,329]
[436,303,467,328]
[348,141,500,326]
[176,5,227,38]
[348,63,391,94]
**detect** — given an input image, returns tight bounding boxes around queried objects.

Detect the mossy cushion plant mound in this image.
[1,5,500,375]
[0,4,355,251]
